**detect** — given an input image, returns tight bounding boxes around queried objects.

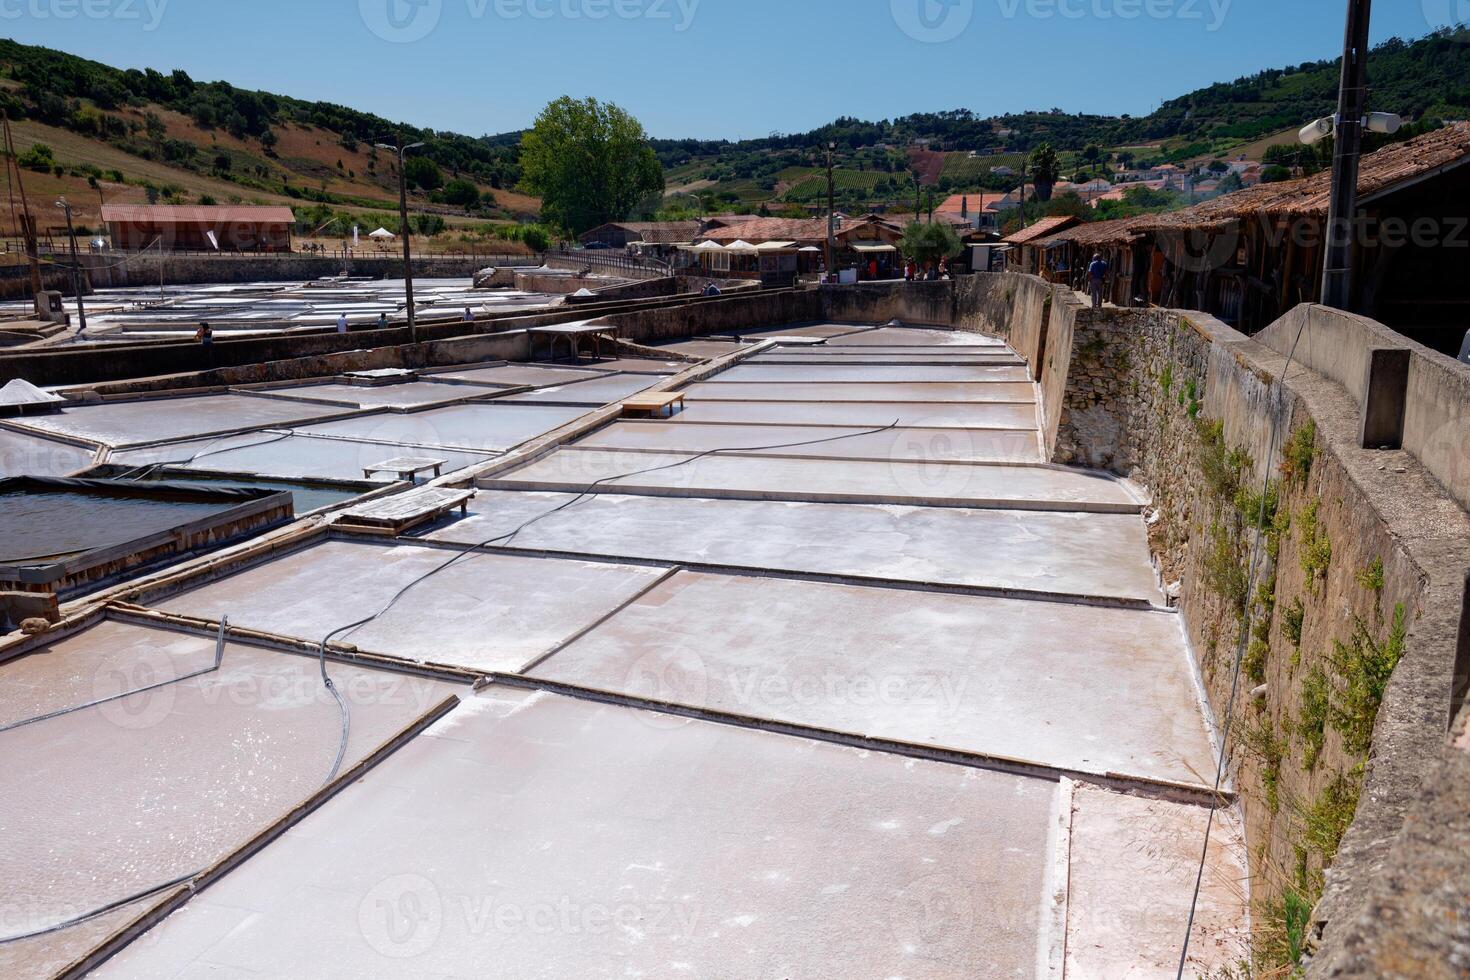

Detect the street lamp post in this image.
[55,197,86,334]
[376,136,427,341]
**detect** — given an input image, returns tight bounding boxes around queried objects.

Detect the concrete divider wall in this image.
[77,253,528,293]
[73,331,533,396]
[1255,305,1470,514]
[953,273,1054,372]
[595,288,822,345]
[817,280,956,327]
[1403,352,1470,513]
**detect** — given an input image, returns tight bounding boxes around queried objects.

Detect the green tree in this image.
[18,142,54,171]
[899,220,962,268]
[520,96,663,234]
[1029,142,1060,201]
[404,155,443,191]
[441,178,481,208]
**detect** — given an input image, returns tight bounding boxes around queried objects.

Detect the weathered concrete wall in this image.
[817,280,956,327]
[597,288,822,345]
[76,253,524,292]
[953,273,1054,373]
[566,276,681,303]
[1038,297,1470,977]
[1256,306,1470,516]
[72,331,534,396]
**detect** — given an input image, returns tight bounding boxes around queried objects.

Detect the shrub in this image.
[1297,665,1330,769]
[18,142,54,171]
[1283,597,1306,647]
[1281,420,1317,486]
[1298,501,1332,592]
[1329,605,1408,755]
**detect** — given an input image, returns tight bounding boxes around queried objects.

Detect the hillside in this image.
[649,28,1470,214]
[0,38,539,245]
[0,28,1466,237]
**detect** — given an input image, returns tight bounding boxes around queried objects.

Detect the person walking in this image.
[377,312,389,330]
[337,313,349,334]
[463,307,475,323]
[195,322,213,346]
[1087,253,1109,310]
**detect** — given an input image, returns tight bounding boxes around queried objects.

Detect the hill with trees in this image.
[0,27,1464,235]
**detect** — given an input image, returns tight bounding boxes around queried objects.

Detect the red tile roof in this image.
[1002,215,1081,246]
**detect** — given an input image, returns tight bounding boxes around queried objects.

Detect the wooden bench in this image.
[336,487,476,536]
[362,456,447,482]
[621,391,686,419]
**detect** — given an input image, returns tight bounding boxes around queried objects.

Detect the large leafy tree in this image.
[520,96,664,234]
[899,220,962,268]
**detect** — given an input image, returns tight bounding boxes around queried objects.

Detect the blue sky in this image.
[3,0,1463,139]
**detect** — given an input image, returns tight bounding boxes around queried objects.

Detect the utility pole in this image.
[376,135,426,341]
[1320,0,1372,310]
[55,197,87,334]
[825,141,836,283]
[3,113,44,310]
[1019,161,1029,230]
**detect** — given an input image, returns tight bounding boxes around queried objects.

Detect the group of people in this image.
[904,260,951,282]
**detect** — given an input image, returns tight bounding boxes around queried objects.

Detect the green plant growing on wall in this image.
[1160,362,1174,396]
[1252,886,1315,975]
[1283,597,1306,648]
[1243,582,1276,685]
[1281,420,1318,487]
[1205,521,1249,616]
[1301,769,1363,865]
[1243,638,1270,685]
[1298,501,1332,593]
[1297,665,1330,770]
[1240,717,1286,812]
[1235,478,1280,529]
[1197,418,1252,501]
[1355,558,1385,594]
[1329,605,1408,755]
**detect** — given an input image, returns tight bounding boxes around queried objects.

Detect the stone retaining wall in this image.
[989,275,1470,978]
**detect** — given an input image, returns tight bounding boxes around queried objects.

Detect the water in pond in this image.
[0,490,234,564]
[138,475,364,514]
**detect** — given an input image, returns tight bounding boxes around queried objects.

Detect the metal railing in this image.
[544,249,672,277]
